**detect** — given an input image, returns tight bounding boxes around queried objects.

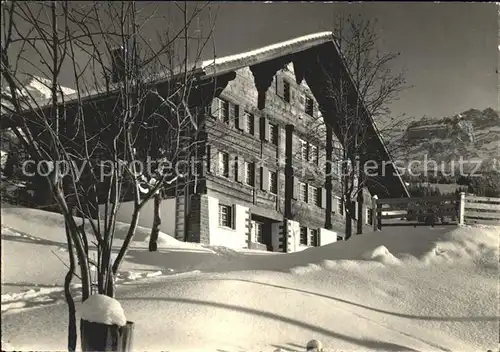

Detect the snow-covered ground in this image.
[1,204,499,352]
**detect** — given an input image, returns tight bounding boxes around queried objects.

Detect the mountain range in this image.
[397,108,499,172]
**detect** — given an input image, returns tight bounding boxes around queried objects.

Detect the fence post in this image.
[459,192,465,225]
[377,203,382,230]
[371,195,378,231]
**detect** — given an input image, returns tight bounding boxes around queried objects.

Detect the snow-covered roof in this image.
[201,31,334,77]
[0,31,409,198]
[1,32,335,112]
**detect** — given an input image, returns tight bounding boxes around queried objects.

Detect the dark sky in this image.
[9,2,498,121]
[201,2,497,121]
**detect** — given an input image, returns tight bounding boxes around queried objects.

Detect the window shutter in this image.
[232,155,238,182]
[292,176,299,199]
[211,98,219,119]
[208,145,217,174]
[217,151,223,176]
[321,188,327,208]
[298,92,306,113]
[238,157,245,183]
[252,162,257,187]
[290,87,296,104]
[260,117,269,142]
[254,114,260,137]
[206,145,211,174]
[232,204,236,229]
[314,103,321,119]
[234,104,242,129]
[261,166,269,191]
[228,102,235,127]
[276,76,284,97]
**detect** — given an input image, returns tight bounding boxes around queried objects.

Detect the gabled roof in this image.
[200,31,335,77]
[1,31,410,198]
[200,31,407,198]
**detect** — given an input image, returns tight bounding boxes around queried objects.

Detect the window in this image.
[300,139,308,161]
[269,170,278,194]
[299,226,308,245]
[311,186,321,207]
[310,229,319,247]
[283,81,291,103]
[221,100,229,123]
[219,204,233,228]
[234,156,239,182]
[233,104,239,124]
[299,182,308,203]
[244,111,254,134]
[206,145,211,173]
[333,160,341,177]
[211,97,229,123]
[195,160,203,177]
[252,220,264,243]
[218,151,229,178]
[305,96,314,116]
[310,144,318,165]
[269,123,278,146]
[245,162,255,186]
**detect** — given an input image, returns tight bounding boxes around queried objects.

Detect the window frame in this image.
[299,226,308,245]
[305,96,314,116]
[299,181,308,203]
[212,97,230,123]
[300,139,309,162]
[252,220,264,243]
[310,228,319,247]
[218,151,229,178]
[219,204,233,228]
[269,170,278,194]
[244,111,255,135]
[245,161,255,186]
[309,144,318,165]
[221,99,230,124]
[283,80,291,103]
[311,185,321,207]
[269,123,279,146]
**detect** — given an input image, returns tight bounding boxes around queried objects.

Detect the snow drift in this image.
[1,205,499,351]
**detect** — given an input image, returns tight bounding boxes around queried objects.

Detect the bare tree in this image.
[143,1,216,251]
[1,1,214,349]
[323,14,412,239]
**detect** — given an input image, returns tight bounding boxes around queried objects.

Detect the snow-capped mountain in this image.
[401,108,500,167]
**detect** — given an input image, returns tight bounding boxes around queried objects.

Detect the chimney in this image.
[111,47,126,83]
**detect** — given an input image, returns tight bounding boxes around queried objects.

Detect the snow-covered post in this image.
[371,195,378,231]
[459,192,465,225]
[80,294,134,351]
[306,339,323,351]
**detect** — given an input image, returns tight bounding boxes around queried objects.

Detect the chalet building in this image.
[108,32,409,252]
[1,32,409,252]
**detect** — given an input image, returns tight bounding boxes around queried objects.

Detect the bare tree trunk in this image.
[149,193,162,252]
[112,206,141,277]
[356,160,364,235]
[63,222,77,352]
[343,161,353,240]
[345,199,353,240]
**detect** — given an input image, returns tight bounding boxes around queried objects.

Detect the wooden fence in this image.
[459,193,500,226]
[371,193,500,230]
